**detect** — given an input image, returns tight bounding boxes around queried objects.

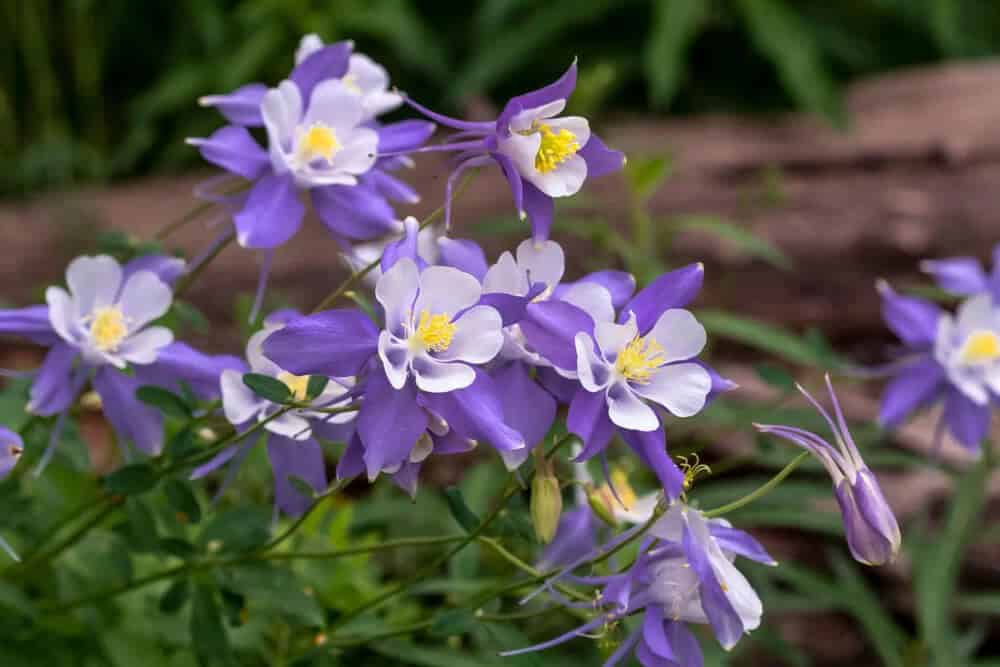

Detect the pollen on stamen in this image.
[615,335,666,384]
[959,330,1000,364]
[532,122,580,173]
[89,306,128,352]
[414,310,457,352]
[298,123,341,162]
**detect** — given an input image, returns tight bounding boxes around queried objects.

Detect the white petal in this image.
[246,327,283,376]
[221,368,265,425]
[634,362,711,417]
[265,411,312,440]
[262,81,302,166]
[545,116,591,153]
[414,266,482,318]
[411,354,476,393]
[46,286,78,344]
[378,330,411,390]
[711,549,763,636]
[483,251,528,296]
[304,79,364,131]
[575,332,612,392]
[647,309,707,363]
[330,127,378,175]
[363,90,404,118]
[947,365,990,405]
[118,271,173,329]
[295,34,324,65]
[606,380,658,431]
[509,100,567,131]
[497,130,541,182]
[526,153,587,198]
[118,326,173,365]
[614,491,660,525]
[66,255,122,317]
[348,54,391,95]
[560,282,614,324]
[595,315,638,362]
[375,258,419,336]
[956,293,996,333]
[436,306,503,363]
[515,239,564,290]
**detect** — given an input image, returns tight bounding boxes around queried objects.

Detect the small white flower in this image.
[376,259,504,393]
[295,34,402,120]
[933,293,1000,405]
[46,255,174,369]
[262,79,379,189]
[496,100,590,198]
[220,323,355,441]
[575,310,711,431]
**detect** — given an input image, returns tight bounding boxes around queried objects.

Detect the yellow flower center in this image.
[414,310,456,352]
[615,335,665,384]
[89,306,128,352]
[532,122,580,173]
[277,371,311,402]
[959,330,1000,365]
[298,123,340,162]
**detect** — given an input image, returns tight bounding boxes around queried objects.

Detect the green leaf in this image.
[306,375,329,400]
[754,363,796,391]
[697,309,842,368]
[103,463,159,496]
[645,0,707,107]
[444,486,481,533]
[198,507,271,554]
[159,578,190,614]
[429,610,477,637]
[675,215,792,270]
[190,586,232,666]
[242,373,290,403]
[164,479,202,524]
[157,537,197,560]
[829,551,907,667]
[736,0,844,127]
[227,565,324,626]
[373,639,499,667]
[624,155,671,203]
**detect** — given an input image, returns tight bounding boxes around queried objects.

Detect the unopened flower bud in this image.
[531,454,562,544]
[586,483,618,528]
[835,469,901,566]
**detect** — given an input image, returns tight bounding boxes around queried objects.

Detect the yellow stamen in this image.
[532,122,580,173]
[298,123,340,162]
[89,306,128,352]
[608,467,638,510]
[414,310,456,352]
[959,330,1000,364]
[277,371,311,402]
[615,336,665,384]
[678,454,712,492]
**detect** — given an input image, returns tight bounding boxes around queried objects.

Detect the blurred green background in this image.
[6,0,1000,197]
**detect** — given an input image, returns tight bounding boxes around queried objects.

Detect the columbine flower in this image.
[878,281,1000,452]
[295,34,402,120]
[505,502,772,664]
[756,376,901,566]
[403,61,624,239]
[262,259,525,485]
[920,243,1000,299]
[193,314,355,516]
[0,254,238,466]
[0,426,23,560]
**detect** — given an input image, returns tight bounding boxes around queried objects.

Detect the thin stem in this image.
[18,500,119,573]
[261,478,351,552]
[153,200,214,241]
[703,451,810,518]
[172,232,235,298]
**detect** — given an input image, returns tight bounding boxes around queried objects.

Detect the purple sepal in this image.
[27,344,79,416]
[555,270,635,309]
[921,257,988,296]
[492,152,525,216]
[479,292,533,327]
[437,237,488,280]
[538,506,597,570]
[189,125,269,180]
[390,460,422,498]
[190,444,241,480]
[289,42,352,104]
[621,263,704,333]
[200,83,267,127]
[682,522,744,650]
[879,356,944,428]
[642,605,677,661]
[136,342,243,400]
[381,218,423,272]
[336,433,366,480]
[619,426,685,500]
[419,370,526,453]
[0,305,58,345]
[92,367,164,455]
[311,183,399,241]
[496,60,577,134]
[708,524,776,565]
[234,173,305,249]
[357,372,427,478]
[663,621,703,667]
[522,181,554,241]
[567,388,615,459]
[520,300,595,371]
[123,254,186,286]
[491,361,557,453]
[267,433,327,517]
[877,281,940,348]
[368,170,420,204]
[263,309,378,378]
[377,120,435,153]
[943,388,990,451]
[835,472,901,566]
[311,417,354,444]
[579,134,625,179]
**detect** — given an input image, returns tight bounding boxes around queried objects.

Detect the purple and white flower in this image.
[920,243,1000,299]
[0,426,23,560]
[756,376,901,566]
[404,61,625,239]
[878,280,1000,452]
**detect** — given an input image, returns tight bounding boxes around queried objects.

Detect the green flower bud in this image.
[531,455,562,544]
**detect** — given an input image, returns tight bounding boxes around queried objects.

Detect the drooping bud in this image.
[835,470,901,566]
[531,450,563,543]
[585,483,618,528]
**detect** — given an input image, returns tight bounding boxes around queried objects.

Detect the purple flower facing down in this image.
[756,376,901,566]
[920,243,1000,300]
[404,61,624,239]
[505,502,772,665]
[0,426,23,480]
[376,258,505,393]
[878,281,1000,452]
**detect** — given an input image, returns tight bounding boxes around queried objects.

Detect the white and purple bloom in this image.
[262,256,526,489]
[756,376,901,566]
[193,313,355,516]
[878,281,1000,452]
[404,61,625,239]
[506,502,772,664]
[0,255,239,468]
[920,243,1000,299]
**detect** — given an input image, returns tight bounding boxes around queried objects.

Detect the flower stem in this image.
[703,451,810,518]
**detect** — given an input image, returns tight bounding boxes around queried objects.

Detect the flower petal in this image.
[607,381,658,431]
[437,305,503,363]
[376,258,420,336]
[647,309,706,362]
[118,271,173,329]
[234,173,305,249]
[411,354,476,393]
[634,362,711,418]
[66,255,122,316]
[414,266,482,318]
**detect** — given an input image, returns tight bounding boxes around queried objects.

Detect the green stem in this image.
[153,200,214,241]
[172,231,235,298]
[703,451,809,518]
[17,500,119,573]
